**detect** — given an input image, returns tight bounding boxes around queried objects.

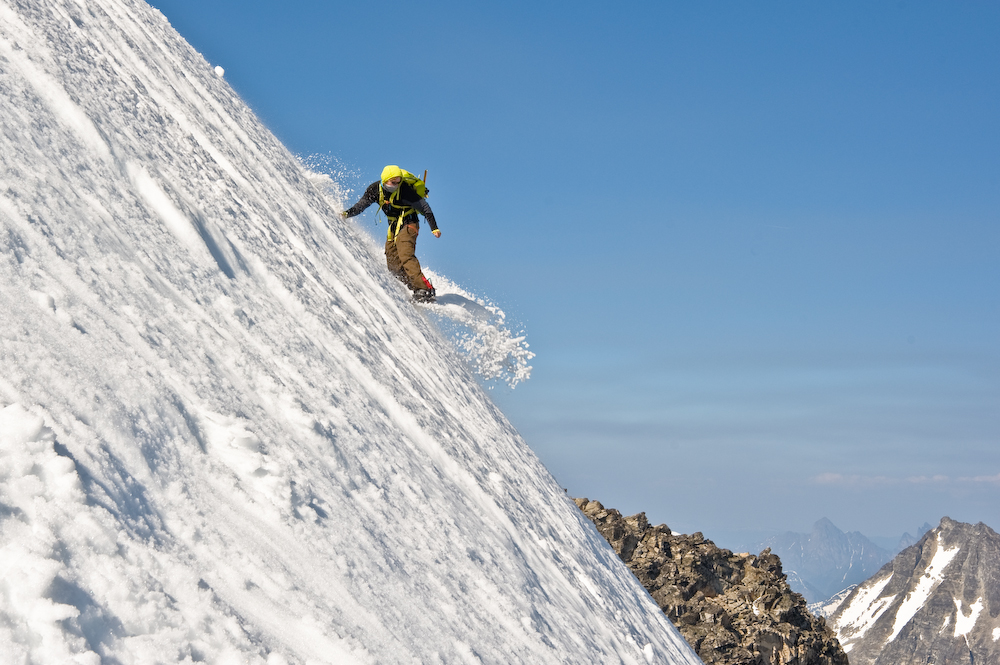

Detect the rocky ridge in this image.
[576,498,848,665]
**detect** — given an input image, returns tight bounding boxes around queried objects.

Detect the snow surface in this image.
[953,597,983,639]
[0,0,702,663]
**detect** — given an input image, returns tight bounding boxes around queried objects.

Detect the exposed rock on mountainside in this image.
[576,499,849,665]
[757,518,893,603]
[829,517,1000,665]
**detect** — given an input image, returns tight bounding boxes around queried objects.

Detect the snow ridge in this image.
[0,0,700,663]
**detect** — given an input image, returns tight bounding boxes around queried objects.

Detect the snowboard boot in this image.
[412,288,436,303]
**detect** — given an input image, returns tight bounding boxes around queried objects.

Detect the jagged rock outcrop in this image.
[829,517,1000,665]
[576,498,849,665]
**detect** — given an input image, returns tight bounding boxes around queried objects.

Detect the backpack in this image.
[401,169,429,198]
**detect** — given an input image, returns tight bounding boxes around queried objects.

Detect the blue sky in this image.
[150,0,999,548]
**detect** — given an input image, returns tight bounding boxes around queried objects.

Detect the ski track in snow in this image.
[0,0,701,663]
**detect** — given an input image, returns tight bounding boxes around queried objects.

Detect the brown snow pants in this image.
[385,222,433,292]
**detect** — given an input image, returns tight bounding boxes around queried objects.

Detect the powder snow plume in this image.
[0,0,701,663]
[416,269,535,389]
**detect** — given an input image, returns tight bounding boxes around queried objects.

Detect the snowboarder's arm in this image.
[412,198,438,233]
[342,182,380,217]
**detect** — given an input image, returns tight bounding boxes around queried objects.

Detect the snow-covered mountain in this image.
[829,517,1000,665]
[0,0,702,663]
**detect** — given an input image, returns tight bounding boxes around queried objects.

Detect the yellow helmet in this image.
[381,165,403,183]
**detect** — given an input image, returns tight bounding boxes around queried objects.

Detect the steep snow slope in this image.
[0,0,702,663]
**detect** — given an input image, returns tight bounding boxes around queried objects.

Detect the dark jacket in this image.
[344,181,438,232]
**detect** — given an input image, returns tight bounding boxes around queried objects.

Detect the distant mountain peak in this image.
[756,519,892,602]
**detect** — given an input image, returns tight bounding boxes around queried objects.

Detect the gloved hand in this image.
[432,229,441,238]
[340,211,348,218]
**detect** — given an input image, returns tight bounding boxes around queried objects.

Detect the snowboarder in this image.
[342,165,441,302]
